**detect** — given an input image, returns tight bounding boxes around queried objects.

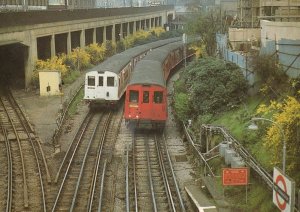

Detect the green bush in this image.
[182,57,248,115]
[173,92,191,122]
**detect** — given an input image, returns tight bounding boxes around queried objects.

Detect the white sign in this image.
[273,167,295,212]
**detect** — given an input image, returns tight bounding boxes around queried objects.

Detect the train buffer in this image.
[185,184,218,212]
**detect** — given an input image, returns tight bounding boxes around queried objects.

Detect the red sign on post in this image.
[222,168,248,186]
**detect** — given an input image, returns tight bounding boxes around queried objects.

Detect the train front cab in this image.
[125,85,167,130]
[84,71,120,108]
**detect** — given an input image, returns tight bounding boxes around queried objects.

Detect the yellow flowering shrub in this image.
[121,27,166,49]
[150,27,165,37]
[63,48,91,71]
[256,95,300,179]
[104,40,117,57]
[123,35,135,49]
[33,56,69,85]
[133,30,151,40]
[85,43,106,65]
[189,44,204,58]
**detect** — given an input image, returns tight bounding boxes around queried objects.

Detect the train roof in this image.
[143,41,183,62]
[86,37,181,74]
[128,41,184,87]
[129,60,166,87]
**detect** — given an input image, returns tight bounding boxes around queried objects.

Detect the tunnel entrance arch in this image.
[0,42,28,89]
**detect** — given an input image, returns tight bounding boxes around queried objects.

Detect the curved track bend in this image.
[0,88,50,212]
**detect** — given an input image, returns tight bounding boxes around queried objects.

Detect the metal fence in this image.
[217,33,300,80]
[216,34,255,86]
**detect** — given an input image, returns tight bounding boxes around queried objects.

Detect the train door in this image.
[140,86,151,119]
[84,75,96,99]
[126,88,139,119]
[95,74,104,99]
[103,73,118,100]
[151,89,165,120]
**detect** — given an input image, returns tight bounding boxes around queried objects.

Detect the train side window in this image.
[129,90,139,103]
[88,76,95,86]
[154,91,163,104]
[143,91,149,103]
[107,77,115,87]
[98,76,103,86]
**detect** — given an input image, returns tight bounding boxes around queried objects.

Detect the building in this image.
[237,0,300,27]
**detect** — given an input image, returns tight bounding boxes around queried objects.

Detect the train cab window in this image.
[107,77,115,87]
[143,91,149,103]
[129,90,139,103]
[88,76,95,86]
[154,91,163,104]
[98,76,103,86]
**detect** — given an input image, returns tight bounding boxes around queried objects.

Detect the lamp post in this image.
[182,33,187,69]
[248,117,286,174]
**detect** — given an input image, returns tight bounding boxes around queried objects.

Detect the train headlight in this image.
[129,115,131,118]
[136,115,139,118]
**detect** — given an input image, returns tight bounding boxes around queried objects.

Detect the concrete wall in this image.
[0,6,175,88]
[260,20,300,48]
[228,28,261,50]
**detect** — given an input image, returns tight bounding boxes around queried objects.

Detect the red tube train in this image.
[124,41,194,130]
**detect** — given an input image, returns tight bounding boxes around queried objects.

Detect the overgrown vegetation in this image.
[252,54,289,97]
[185,12,220,56]
[173,57,248,125]
[256,94,300,184]
[172,11,300,209]
[67,88,84,116]
[32,27,181,88]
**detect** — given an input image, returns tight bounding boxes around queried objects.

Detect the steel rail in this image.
[97,160,107,212]
[132,131,139,212]
[52,84,84,144]
[6,91,47,212]
[6,89,34,133]
[0,97,29,208]
[2,127,12,212]
[162,133,186,211]
[84,112,111,211]
[70,113,106,211]
[54,112,92,183]
[126,140,130,212]
[51,113,98,212]
[106,109,123,212]
[155,134,175,211]
[7,89,52,184]
[145,139,158,212]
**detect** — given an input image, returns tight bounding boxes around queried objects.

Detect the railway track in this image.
[127,130,186,212]
[0,88,50,212]
[91,106,123,211]
[0,126,12,212]
[51,106,123,211]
